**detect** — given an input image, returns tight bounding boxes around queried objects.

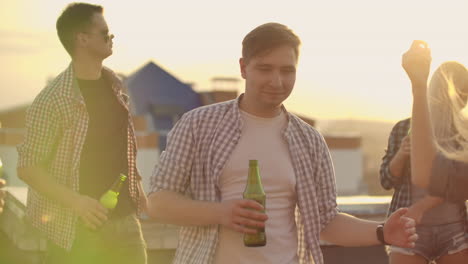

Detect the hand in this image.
[404,204,425,225]
[402,40,432,92]
[384,208,418,248]
[72,194,108,230]
[219,199,268,235]
[397,135,411,158]
[404,195,443,225]
[0,179,6,214]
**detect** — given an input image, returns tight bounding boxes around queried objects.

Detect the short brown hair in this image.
[242,23,301,63]
[56,2,103,56]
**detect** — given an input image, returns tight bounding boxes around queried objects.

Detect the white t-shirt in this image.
[213,110,299,264]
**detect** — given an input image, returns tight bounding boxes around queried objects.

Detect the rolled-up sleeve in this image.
[379,121,407,190]
[315,137,339,231]
[17,95,60,169]
[429,153,468,202]
[149,113,194,195]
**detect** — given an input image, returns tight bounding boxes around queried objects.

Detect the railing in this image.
[0,187,394,264]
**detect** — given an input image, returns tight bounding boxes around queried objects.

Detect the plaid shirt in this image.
[150,96,338,264]
[379,118,411,217]
[17,63,141,250]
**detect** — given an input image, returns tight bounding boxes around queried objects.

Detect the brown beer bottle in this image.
[243,160,266,247]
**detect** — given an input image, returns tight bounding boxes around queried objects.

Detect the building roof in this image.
[125,61,201,117]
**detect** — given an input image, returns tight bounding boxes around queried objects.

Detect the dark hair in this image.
[56,2,103,56]
[242,23,301,63]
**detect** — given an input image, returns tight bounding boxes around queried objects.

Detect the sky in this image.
[2,0,468,122]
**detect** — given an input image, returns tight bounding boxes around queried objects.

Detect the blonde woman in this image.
[401,41,468,264]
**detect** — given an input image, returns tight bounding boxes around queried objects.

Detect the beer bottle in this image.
[0,157,3,178]
[99,173,127,210]
[243,160,266,247]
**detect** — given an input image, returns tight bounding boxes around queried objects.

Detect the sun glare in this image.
[3,0,468,121]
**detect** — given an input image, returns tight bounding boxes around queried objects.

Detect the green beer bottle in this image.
[0,157,3,178]
[243,160,266,247]
[99,173,127,210]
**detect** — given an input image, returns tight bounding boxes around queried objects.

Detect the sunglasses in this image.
[83,30,113,42]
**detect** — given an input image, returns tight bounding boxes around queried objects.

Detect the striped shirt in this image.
[17,63,141,250]
[379,118,412,217]
[150,96,338,264]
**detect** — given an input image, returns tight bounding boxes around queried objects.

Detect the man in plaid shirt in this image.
[380,118,412,217]
[148,23,418,264]
[17,3,147,264]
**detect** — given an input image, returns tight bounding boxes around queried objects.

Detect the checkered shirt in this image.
[150,97,339,264]
[379,118,412,217]
[17,63,141,250]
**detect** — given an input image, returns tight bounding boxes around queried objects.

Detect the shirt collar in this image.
[234,93,294,137]
[60,63,124,104]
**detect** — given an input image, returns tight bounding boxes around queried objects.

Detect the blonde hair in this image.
[428,61,468,162]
